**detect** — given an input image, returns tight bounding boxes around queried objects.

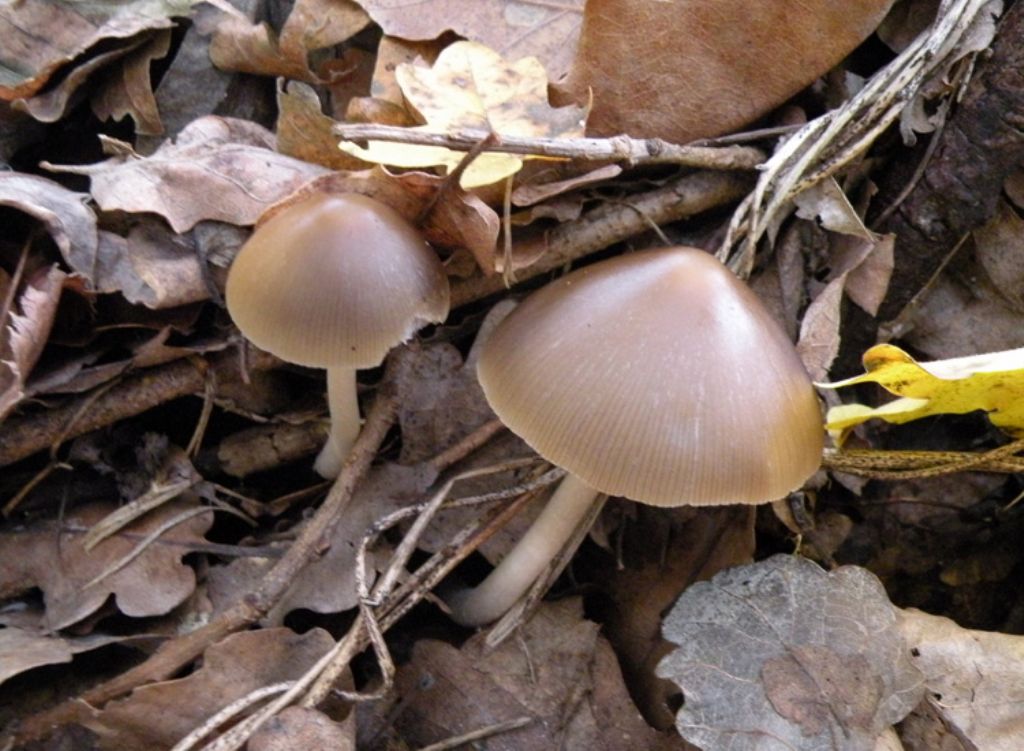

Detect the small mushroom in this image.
[447,247,823,625]
[225,192,450,478]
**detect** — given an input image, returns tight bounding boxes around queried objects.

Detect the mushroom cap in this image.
[477,247,823,507]
[225,193,450,369]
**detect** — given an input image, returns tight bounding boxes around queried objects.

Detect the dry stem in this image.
[334,124,765,170]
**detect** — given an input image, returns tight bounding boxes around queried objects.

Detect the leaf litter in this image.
[3,1,1024,750]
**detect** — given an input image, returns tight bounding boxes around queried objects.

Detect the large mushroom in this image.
[447,247,823,625]
[226,192,450,478]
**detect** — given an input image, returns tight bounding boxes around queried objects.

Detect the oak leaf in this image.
[339,41,587,188]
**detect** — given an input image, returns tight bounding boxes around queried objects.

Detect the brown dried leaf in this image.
[877,0,940,53]
[974,198,1024,311]
[797,276,845,383]
[0,265,66,420]
[378,598,678,751]
[658,555,924,751]
[598,506,755,730]
[45,116,328,232]
[209,0,369,81]
[356,0,584,81]
[555,0,895,143]
[511,163,621,207]
[82,628,334,751]
[0,0,195,100]
[899,608,1024,751]
[91,30,172,135]
[249,706,355,751]
[284,168,499,272]
[367,36,444,106]
[275,80,367,170]
[0,172,98,274]
[0,627,155,688]
[0,498,212,630]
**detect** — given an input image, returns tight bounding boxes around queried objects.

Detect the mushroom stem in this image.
[313,367,361,478]
[446,472,601,626]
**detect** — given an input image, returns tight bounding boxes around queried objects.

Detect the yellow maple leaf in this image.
[339,41,588,189]
[819,344,1024,442]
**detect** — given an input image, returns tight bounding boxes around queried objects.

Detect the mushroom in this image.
[447,247,823,625]
[225,192,450,478]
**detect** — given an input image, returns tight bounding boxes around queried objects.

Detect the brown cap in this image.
[477,248,823,506]
[226,193,450,369]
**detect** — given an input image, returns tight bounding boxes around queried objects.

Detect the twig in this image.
[823,440,1024,480]
[13,357,401,746]
[415,131,499,226]
[415,716,533,751]
[334,124,766,170]
[170,682,294,751]
[450,169,752,306]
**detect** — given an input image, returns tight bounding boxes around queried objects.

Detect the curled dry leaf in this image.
[0,498,212,631]
[281,167,500,273]
[0,265,67,420]
[80,627,334,751]
[554,0,895,144]
[0,171,98,275]
[339,41,588,189]
[0,0,196,100]
[899,608,1024,751]
[355,0,584,81]
[657,555,923,751]
[275,80,368,170]
[209,0,369,82]
[45,116,328,233]
[90,29,172,135]
[370,598,678,751]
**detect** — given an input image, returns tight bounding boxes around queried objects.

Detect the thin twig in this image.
[334,124,765,170]
[823,440,1024,480]
[415,716,533,751]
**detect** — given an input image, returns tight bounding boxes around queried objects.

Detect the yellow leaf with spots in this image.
[339,41,588,188]
[819,344,1024,443]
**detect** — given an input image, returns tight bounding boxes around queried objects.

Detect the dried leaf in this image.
[822,344,1024,440]
[555,0,895,143]
[794,178,876,241]
[276,80,367,170]
[0,627,157,688]
[376,598,677,750]
[899,608,1024,751]
[0,0,196,100]
[249,706,355,751]
[355,0,584,81]
[91,30,172,135]
[797,276,845,383]
[973,198,1024,311]
[82,627,334,751]
[45,116,328,232]
[0,498,212,630]
[657,555,924,751]
[0,172,98,274]
[0,266,67,419]
[339,41,587,188]
[209,0,369,81]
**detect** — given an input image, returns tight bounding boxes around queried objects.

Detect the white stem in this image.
[446,473,600,626]
[313,367,361,479]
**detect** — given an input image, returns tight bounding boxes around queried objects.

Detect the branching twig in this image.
[334,124,766,171]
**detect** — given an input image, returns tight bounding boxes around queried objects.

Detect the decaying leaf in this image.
[80,627,335,751]
[339,41,588,188]
[554,0,896,143]
[45,116,328,232]
[973,198,1024,311]
[0,626,156,688]
[899,608,1024,751]
[657,555,923,751]
[90,29,172,135]
[369,598,678,750]
[249,706,355,751]
[794,178,876,241]
[209,0,369,81]
[0,0,196,100]
[822,344,1024,440]
[355,0,584,81]
[0,498,212,630]
[0,266,68,419]
[276,80,367,170]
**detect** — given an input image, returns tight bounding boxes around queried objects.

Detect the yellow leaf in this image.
[819,344,1024,441]
[339,41,588,188]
